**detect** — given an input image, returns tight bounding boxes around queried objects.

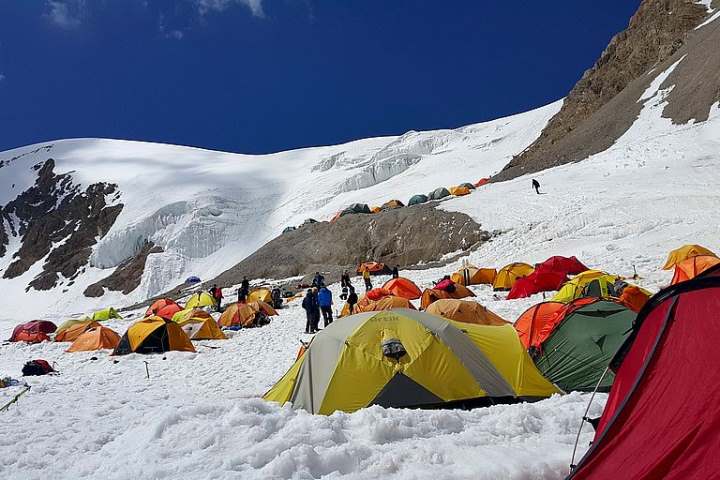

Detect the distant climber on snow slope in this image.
[532,179,541,194]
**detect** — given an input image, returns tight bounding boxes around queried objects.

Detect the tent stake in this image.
[569,366,611,472]
[143,361,150,379]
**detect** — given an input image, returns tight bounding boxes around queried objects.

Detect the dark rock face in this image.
[497,0,713,181]
[0,159,123,291]
[210,203,490,286]
[84,241,163,297]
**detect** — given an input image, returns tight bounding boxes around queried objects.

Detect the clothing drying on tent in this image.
[408,194,428,206]
[55,320,101,342]
[426,299,508,326]
[381,199,404,210]
[492,263,534,291]
[530,298,635,392]
[357,262,392,275]
[670,255,720,285]
[66,326,121,352]
[92,307,122,321]
[662,244,716,270]
[536,256,588,276]
[451,266,496,286]
[428,187,451,200]
[550,270,616,303]
[506,269,567,299]
[514,302,567,349]
[474,178,490,187]
[145,298,179,317]
[9,320,57,343]
[568,267,720,480]
[263,309,558,414]
[420,285,475,310]
[185,292,216,309]
[382,277,422,300]
[449,185,471,196]
[173,310,226,340]
[248,288,273,304]
[113,316,195,355]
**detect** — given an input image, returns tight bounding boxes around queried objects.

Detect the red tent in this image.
[537,256,588,276]
[145,298,179,317]
[507,270,567,299]
[156,303,183,320]
[568,265,720,479]
[474,178,490,187]
[9,320,57,343]
[366,288,392,301]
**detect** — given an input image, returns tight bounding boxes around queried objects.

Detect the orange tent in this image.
[66,326,121,352]
[156,303,183,320]
[367,287,393,301]
[420,285,475,310]
[451,266,497,286]
[146,298,179,317]
[382,277,422,300]
[662,244,717,270]
[357,262,391,275]
[618,285,650,313]
[514,302,567,349]
[218,301,277,327]
[449,185,471,196]
[671,255,720,285]
[370,206,382,213]
[355,295,416,313]
[55,320,101,342]
[426,299,508,326]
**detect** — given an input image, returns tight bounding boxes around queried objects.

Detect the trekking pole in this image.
[569,366,611,472]
[0,386,31,413]
[143,361,150,379]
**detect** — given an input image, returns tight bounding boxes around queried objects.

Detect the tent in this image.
[9,320,57,343]
[530,298,635,392]
[617,285,650,313]
[459,182,476,190]
[113,316,195,355]
[550,270,616,303]
[408,194,428,206]
[357,262,392,275]
[370,206,381,214]
[55,320,101,342]
[474,178,490,188]
[282,226,296,234]
[449,185,471,196]
[185,276,201,284]
[155,303,183,320]
[263,309,558,414]
[426,299,508,326]
[92,307,122,321]
[451,266,497,286]
[248,288,273,304]
[366,287,393,301]
[420,285,475,310]
[173,310,226,340]
[185,291,216,309]
[662,244,716,270]
[355,295,416,313]
[536,256,588,276]
[428,187,451,200]
[340,203,371,217]
[382,277,422,300]
[145,298,179,317]
[506,270,567,299]
[66,326,121,352]
[567,267,720,479]
[218,301,277,327]
[671,255,720,285]
[514,302,567,349]
[492,263,534,291]
[302,218,318,225]
[381,199,404,210]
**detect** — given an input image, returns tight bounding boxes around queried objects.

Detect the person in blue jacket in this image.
[318,286,333,327]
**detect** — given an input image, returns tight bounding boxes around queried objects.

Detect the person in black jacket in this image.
[340,270,351,288]
[346,286,358,316]
[392,265,399,278]
[302,289,316,334]
[532,179,541,194]
[240,276,250,297]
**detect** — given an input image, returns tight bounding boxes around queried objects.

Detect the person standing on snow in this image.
[302,289,318,334]
[532,179,541,194]
[392,265,400,279]
[341,270,351,288]
[346,286,358,315]
[318,286,334,327]
[362,269,373,292]
[240,276,250,296]
[212,284,223,311]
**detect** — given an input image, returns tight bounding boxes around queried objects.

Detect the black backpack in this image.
[22,359,54,376]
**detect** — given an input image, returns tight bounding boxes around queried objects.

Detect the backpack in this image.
[22,359,54,376]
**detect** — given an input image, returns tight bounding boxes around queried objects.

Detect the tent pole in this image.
[569,366,611,472]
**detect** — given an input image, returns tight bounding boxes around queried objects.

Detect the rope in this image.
[569,366,611,472]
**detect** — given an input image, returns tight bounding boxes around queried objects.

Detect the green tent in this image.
[428,187,451,200]
[92,307,123,321]
[408,194,428,206]
[532,299,635,392]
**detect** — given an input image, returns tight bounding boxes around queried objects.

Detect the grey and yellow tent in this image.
[264,309,557,414]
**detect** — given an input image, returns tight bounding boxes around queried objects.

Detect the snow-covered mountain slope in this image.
[0,102,560,320]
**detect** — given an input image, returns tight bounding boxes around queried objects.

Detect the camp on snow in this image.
[520,298,636,392]
[113,316,195,355]
[426,299,508,326]
[264,309,558,414]
[568,265,720,479]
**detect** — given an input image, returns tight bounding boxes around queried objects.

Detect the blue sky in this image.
[0,1,640,154]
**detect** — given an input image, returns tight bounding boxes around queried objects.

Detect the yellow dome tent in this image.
[449,185,471,197]
[451,266,497,286]
[662,244,717,270]
[551,270,617,303]
[264,309,558,414]
[248,288,273,304]
[172,308,226,340]
[492,263,534,291]
[185,292,216,309]
[113,316,195,355]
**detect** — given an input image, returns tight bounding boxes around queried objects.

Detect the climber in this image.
[532,179,541,194]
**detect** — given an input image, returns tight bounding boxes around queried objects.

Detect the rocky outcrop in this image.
[497,0,715,180]
[0,158,123,291]
[84,241,163,297]
[210,203,490,286]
